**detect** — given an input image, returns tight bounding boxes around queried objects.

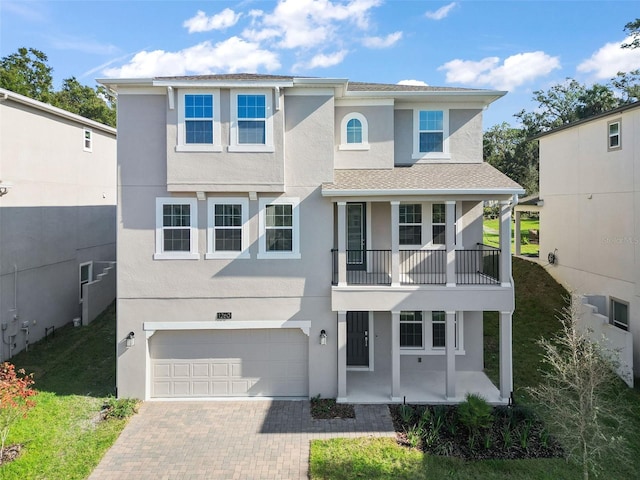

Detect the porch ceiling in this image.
[322,163,524,198]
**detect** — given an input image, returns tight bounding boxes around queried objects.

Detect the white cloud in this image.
[103,37,280,77]
[425,2,457,20]
[183,8,241,33]
[48,34,118,55]
[577,36,640,79]
[362,31,402,49]
[398,79,429,86]
[293,50,348,71]
[438,51,561,91]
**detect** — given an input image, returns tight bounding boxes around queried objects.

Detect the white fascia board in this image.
[0,87,116,135]
[96,78,155,87]
[293,78,348,86]
[152,79,294,88]
[345,90,507,106]
[321,187,526,197]
[335,98,395,107]
[144,320,312,336]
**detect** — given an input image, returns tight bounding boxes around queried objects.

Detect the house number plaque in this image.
[216,312,232,320]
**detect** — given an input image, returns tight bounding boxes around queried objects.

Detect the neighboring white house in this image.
[0,88,117,360]
[539,101,640,384]
[99,74,523,403]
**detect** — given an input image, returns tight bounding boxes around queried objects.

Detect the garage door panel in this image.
[150,329,308,398]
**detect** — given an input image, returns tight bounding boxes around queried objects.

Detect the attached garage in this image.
[149,328,309,398]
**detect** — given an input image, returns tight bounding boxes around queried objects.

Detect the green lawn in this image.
[310,258,640,480]
[483,217,540,256]
[1,303,129,479]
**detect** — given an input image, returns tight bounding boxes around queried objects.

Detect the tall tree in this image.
[0,47,53,101]
[52,77,116,127]
[622,18,640,49]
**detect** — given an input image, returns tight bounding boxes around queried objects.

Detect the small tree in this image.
[528,298,628,480]
[0,362,36,461]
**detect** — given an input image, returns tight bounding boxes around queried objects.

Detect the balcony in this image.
[331,244,500,286]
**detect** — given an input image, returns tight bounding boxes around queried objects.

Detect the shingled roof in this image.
[322,163,524,196]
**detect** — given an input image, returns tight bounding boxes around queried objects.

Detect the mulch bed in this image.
[310,398,356,419]
[389,404,564,461]
[0,444,23,466]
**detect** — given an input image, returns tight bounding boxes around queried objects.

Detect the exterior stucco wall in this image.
[539,105,640,374]
[0,96,116,360]
[334,105,394,169]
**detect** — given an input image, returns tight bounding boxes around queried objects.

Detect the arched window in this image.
[339,112,369,150]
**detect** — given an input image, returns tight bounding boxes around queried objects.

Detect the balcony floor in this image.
[342,368,505,405]
[342,271,500,286]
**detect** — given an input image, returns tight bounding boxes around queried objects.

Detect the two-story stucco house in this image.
[539,101,640,384]
[0,88,117,360]
[99,74,523,403]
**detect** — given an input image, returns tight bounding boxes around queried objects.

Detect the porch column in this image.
[337,311,347,401]
[390,201,400,286]
[499,200,512,286]
[391,311,401,401]
[445,201,456,287]
[499,311,513,401]
[445,311,456,400]
[337,202,347,286]
[514,210,522,256]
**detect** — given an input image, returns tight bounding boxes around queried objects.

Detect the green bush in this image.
[102,396,139,420]
[457,393,493,433]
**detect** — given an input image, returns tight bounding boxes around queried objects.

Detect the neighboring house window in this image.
[608,119,621,150]
[339,112,370,150]
[399,204,422,245]
[610,298,629,331]
[400,311,423,348]
[176,90,221,152]
[432,203,446,245]
[206,198,249,259]
[79,262,93,302]
[258,197,300,259]
[83,128,92,152]
[154,198,199,260]
[413,109,450,160]
[229,90,274,152]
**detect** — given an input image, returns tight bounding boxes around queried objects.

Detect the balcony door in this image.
[346,202,366,271]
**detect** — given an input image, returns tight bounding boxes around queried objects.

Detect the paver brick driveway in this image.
[89,400,395,480]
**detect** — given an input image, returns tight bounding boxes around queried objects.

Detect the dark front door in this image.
[347,311,369,367]
[347,203,366,271]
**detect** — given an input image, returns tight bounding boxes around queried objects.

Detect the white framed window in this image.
[83,128,92,152]
[154,197,199,260]
[79,261,93,302]
[431,203,446,245]
[206,198,250,259]
[176,90,221,152]
[399,204,423,246]
[400,311,423,348]
[339,112,370,150]
[610,298,629,331]
[229,89,274,152]
[412,109,450,160]
[400,311,463,353]
[258,197,300,259]
[608,119,621,151]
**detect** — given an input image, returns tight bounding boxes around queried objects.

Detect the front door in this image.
[346,203,366,271]
[347,311,369,367]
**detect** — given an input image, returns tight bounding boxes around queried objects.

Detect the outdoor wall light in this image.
[126,331,135,347]
[320,329,327,345]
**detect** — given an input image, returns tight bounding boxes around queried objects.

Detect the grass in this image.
[1,302,129,479]
[483,217,539,256]
[310,258,640,480]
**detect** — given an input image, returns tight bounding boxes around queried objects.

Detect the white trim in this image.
[284,87,335,96]
[322,187,526,197]
[399,310,465,355]
[335,98,394,107]
[177,89,221,152]
[79,261,93,303]
[154,197,200,260]
[83,128,93,152]
[412,108,450,160]
[339,112,370,151]
[143,320,311,336]
[206,197,250,259]
[257,197,301,259]
[229,89,274,152]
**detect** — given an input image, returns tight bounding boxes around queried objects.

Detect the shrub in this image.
[102,396,139,420]
[457,393,493,434]
[0,362,37,460]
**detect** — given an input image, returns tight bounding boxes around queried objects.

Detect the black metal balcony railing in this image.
[331,244,500,286]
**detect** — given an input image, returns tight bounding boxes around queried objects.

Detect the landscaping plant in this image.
[0,362,36,462]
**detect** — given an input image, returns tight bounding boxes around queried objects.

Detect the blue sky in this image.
[1,0,639,127]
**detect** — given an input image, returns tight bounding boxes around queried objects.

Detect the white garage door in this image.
[150,329,309,398]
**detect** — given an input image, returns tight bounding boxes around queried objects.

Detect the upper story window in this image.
[177,90,221,152]
[83,128,92,152]
[412,109,450,160]
[258,197,300,259]
[339,112,370,151]
[608,119,621,151]
[206,198,250,260]
[399,204,422,246]
[432,203,446,245]
[610,298,628,331]
[229,89,274,153]
[154,198,199,260]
